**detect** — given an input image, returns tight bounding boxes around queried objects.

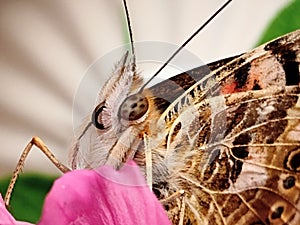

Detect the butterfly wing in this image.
[147,30,300,224]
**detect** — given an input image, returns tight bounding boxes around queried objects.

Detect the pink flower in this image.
[0,195,33,225]
[0,161,171,225]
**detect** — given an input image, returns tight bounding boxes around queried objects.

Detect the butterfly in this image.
[66,21,300,224]
[4,1,300,224]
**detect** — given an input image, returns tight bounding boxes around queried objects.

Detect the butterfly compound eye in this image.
[92,103,106,130]
[119,93,149,121]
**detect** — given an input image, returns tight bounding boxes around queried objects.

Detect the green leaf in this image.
[0,174,57,223]
[256,0,300,45]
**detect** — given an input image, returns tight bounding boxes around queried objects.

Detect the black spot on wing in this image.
[290,151,300,170]
[284,147,300,171]
[250,222,264,225]
[230,133,251,183]
[233,63,251,88]
[231,147,249,159]
[233,133,252,146]
[264,39,299,86]
[230,147,248,183]
[283,176,296,189]
[270,206,284,220]
[253,82,261,90]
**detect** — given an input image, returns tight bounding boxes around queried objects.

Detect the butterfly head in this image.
[91,52,150,129]
[72,52,153,169]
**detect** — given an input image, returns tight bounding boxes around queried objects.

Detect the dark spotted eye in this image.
[119,93,149,121]
[92,103,106,130]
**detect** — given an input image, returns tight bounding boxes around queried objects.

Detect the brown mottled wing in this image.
[149,30,300,224]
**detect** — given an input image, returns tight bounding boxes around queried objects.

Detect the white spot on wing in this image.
[256,99,276,121]
[226,163,268,193]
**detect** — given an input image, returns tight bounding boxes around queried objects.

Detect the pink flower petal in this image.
[38,161,171,225]
[0,194,33,225]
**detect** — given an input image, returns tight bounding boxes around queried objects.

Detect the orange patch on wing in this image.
[221,70,261,95]
[221,82,238,94]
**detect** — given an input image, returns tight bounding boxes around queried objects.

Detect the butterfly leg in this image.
[143,134,153,190]
[4,136,70,207]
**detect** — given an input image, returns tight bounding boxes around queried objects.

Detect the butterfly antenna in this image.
[140,0,233,91]
[123,0,136,70]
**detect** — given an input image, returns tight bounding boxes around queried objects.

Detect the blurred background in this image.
[0,0,300,223]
